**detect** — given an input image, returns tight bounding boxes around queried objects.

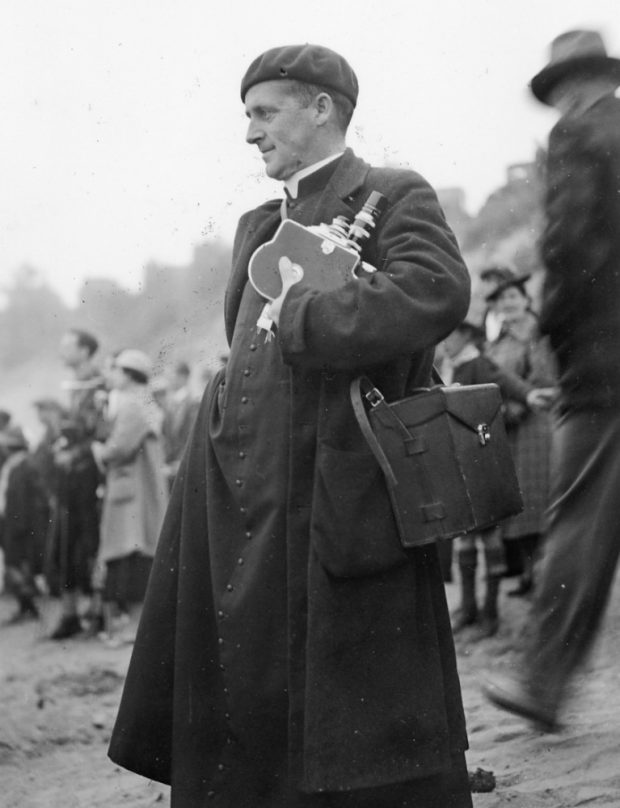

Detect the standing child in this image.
[440,320,553,638]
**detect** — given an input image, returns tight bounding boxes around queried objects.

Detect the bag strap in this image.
[350,377,399,487]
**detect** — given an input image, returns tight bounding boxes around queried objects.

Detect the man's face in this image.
[59,332,86,369]
[245,81,319,180]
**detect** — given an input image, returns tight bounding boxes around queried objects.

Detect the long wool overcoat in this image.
[108,150,471,804]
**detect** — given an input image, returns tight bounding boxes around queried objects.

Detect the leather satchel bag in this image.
[350,375,523,548]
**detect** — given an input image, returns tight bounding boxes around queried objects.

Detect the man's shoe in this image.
[482,674,560,733]
[49,615,83,640]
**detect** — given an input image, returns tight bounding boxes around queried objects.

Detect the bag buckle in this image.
[477,423,491,446]
[365,387,385,408]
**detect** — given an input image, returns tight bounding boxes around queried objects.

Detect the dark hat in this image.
[485,272,531,303]
[531,30,620,104]
[455,318,486,340]
[479,265,516,283]
[0,425,28,450]
[241,44,359,107]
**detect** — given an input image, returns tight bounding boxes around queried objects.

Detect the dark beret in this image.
[241,44,359,107]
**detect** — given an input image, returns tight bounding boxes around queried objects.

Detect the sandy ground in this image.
[1,572,620,808]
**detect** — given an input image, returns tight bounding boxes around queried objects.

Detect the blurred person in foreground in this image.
[47,328,107,640]
[161,360,199,490]
[484,30,620,731]
[91,350,168,645]
[440,319,554,638]
[484,271,557,597]
[109,44,473,807]
[0,426,49,623]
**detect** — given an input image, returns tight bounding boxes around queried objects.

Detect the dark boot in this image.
[49,614,82,640]
[477,574,501,638]
[452,550,478,633]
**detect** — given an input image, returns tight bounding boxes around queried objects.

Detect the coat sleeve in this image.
[539,120,611,336]
[98,400,151,466]
[277,172,470,370]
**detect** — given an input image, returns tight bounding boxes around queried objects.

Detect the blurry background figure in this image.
[485,272,557,597]
[0,425,50,624]
[161,360,199,490]
[477,265,516,342]
[440,319,553,638]
[48,328,107,640]
[150,375,170,418]
[91,349,168,645]
[0,410,12,434]
[31,398,67,593]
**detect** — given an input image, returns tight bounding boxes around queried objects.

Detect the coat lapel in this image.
[223,150,371,343]
[224,201,282,344]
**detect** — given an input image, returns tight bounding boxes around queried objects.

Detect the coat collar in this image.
[224,149,371,341]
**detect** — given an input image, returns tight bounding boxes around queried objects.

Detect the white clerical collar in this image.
[284,152,344,199]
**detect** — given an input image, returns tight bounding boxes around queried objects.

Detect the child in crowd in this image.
[0,426,50,623]
[440,320,551,638]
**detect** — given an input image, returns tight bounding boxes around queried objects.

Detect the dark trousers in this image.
[524,408,620,711]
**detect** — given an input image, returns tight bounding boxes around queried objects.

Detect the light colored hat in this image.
[115,349,153,380]
[531,29,620,104]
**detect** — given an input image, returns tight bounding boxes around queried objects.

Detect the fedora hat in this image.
[531,29,620,104]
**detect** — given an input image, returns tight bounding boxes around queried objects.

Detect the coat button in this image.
[238,451,246,459]
[218,763,225,771]
[226,584,234,592]
[218,637,224,645]
[249,343,257,351]
[235,479,243,487]
[245,531,252,539]
[237,558,244,565]
[207,790,216,798]
[217,610,224,618]
[243,369,251,376]
[241,396,249,403]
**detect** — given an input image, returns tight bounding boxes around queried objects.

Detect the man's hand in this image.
[526,387,558,412]
[267,256,304,327]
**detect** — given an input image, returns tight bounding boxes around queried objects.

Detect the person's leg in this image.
[451,535,478,632]
[478,526,505,637]
[486,409,620,724]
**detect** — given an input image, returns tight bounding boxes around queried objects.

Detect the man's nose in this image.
[246,118,263,144]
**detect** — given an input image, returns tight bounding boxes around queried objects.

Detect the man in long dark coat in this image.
[484,30,620,731]
[109,44,473,807]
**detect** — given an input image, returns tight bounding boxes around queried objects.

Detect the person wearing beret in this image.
[484,30,620,731]
[90,349,168,644]
[109,44,473,807]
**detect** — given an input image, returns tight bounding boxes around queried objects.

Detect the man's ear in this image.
[314,92,334,125]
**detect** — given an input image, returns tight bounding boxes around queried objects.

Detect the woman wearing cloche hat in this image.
[90,349,168,644]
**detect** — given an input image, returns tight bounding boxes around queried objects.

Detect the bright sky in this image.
[1,0,619,305]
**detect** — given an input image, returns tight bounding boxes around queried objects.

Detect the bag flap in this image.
[442,384,503,431]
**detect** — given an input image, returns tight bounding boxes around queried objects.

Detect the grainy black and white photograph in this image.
[1,1,620,806]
